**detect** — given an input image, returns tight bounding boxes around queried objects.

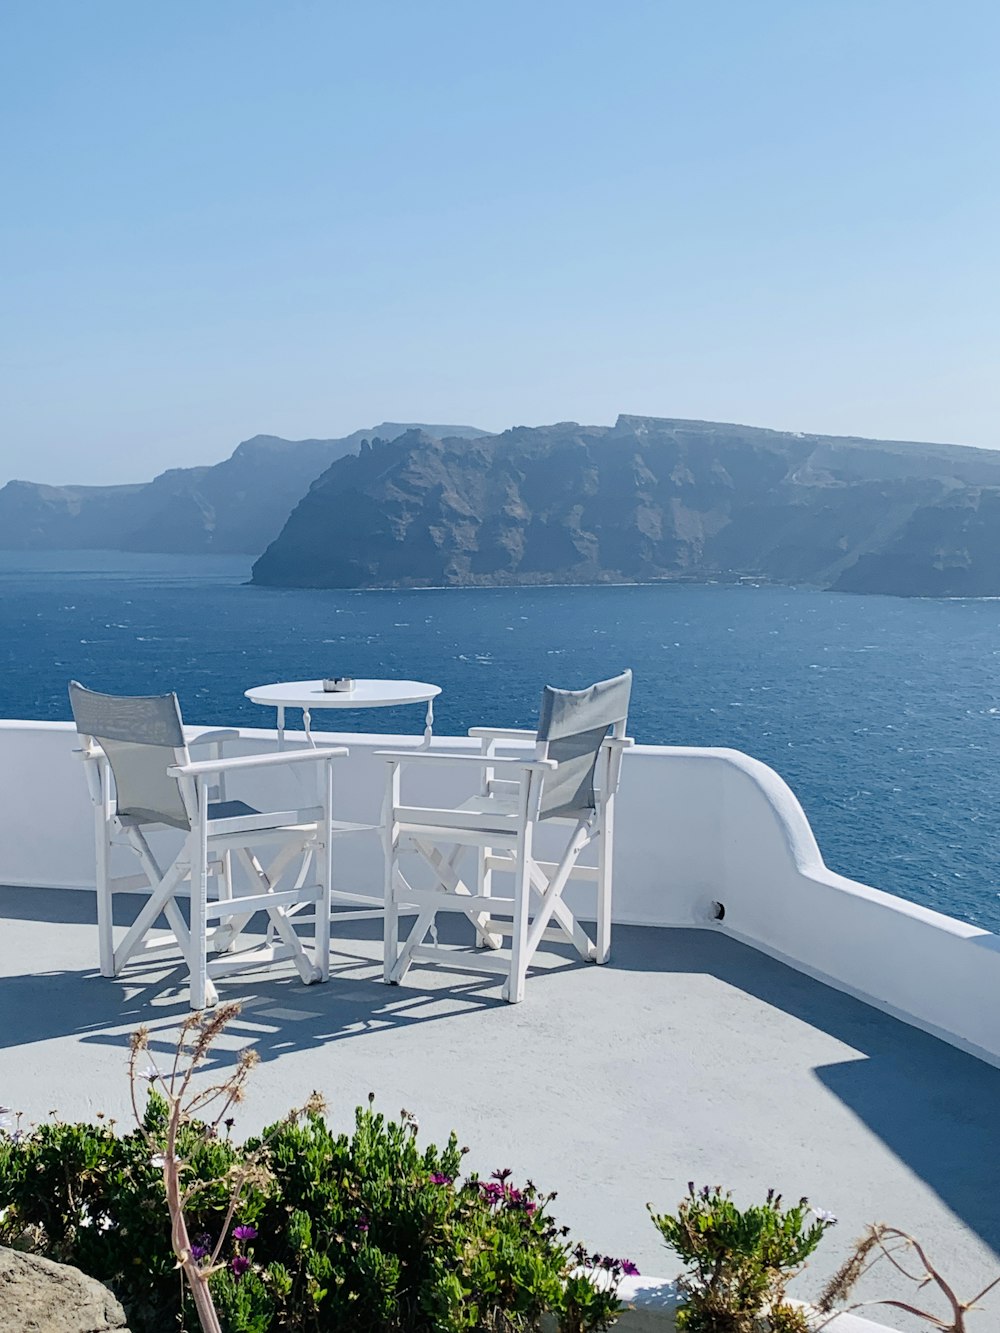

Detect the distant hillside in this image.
[250,416,1000,596]
[0,423,488,554]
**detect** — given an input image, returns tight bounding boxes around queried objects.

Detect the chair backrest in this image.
[535,670,632,819]
[68,681,192,830]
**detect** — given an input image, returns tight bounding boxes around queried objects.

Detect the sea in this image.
[2,549,999,933]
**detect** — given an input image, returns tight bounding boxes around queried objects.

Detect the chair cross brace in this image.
[386,818,598,991]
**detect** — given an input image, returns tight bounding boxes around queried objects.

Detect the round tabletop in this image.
[244,679,441,710]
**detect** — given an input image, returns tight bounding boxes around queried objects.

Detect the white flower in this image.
[138,1067,159,1083]
[0,1105,13,1131]
[78,1204,115,1233]
[812,1207,837,1225]
[150,1153,167,1169]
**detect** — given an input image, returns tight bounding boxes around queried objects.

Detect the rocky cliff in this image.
[250,416,1000,596]
[0,423,487,554]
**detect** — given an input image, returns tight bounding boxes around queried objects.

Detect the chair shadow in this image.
[0,885,585,1062]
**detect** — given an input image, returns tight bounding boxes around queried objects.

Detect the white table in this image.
[243,678,441,930]
[244,678,442,748]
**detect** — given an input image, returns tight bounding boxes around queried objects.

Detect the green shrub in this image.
[0,1094,625,1333]
[0,1094,247,1330]
[649,1185,834,1333]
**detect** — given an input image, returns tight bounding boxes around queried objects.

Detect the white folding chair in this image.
[381,671,632,1002]
[69,682,345,1010]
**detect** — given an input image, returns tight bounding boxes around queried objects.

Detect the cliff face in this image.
[250,416,1000,595]
[833,488,1000,595]
[0,424,487,554]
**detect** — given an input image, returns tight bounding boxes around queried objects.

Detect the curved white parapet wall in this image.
[0,720,997,1066]
[706,746,1000,1068]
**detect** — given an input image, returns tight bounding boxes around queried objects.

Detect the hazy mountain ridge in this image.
[0,424,488,554]
[250,415,1000,596]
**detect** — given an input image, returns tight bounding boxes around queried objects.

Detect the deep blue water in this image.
[3,550,1000,932]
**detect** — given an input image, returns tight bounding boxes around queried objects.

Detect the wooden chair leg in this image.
[383,765,401,983]
[86,759,117,977]
[188,795,211,1011]
[316,760,333,983]
[94,806,115,977]
[596,786,614,965]
[503,823,533,1004]
[211,849,236,953]
[390,905,436,983]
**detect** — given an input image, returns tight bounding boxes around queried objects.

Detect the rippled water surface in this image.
[3,550,1000,931]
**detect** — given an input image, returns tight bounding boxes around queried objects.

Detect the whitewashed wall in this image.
[0,719,997,1067]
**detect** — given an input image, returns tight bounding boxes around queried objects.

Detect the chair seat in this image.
[207,799,259,820]
[118,801,265,829]
[207,801,328,829]
[395,791,520,838]
[456,792,519,818]
[396,792,582,837]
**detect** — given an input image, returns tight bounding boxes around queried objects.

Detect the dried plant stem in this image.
[818,1225,1000,1332]
[127,1003,327,1333]
[164,1098,222,1333]
[128,1004,248,1333]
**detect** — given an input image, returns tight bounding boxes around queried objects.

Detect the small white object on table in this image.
[244,678,442,749]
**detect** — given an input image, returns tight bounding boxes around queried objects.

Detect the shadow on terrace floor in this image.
[613,926,1000,1257]
[1,885,999,1261]
[0,887,545,1059]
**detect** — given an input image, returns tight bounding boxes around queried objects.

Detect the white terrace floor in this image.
[1,885,998,1329]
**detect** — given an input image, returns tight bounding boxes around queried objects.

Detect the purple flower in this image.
[358,1215,370,1233]
[429,1173,453,1186]
[230,1254,250,1279]
[190,1244,209,1262]
[232,1224,257,1241]
[621,1260,640,1277]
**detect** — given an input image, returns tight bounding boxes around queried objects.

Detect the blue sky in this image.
[2,1,999,483]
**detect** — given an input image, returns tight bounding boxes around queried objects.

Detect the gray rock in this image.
[250,414,1000,597]
[0,1246,130,1332]
[0,422,487,556]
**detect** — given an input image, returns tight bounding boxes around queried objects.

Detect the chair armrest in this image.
[603,736,634,749]
[376,749,556,772]
[168,747,348,778]
[186,728,241,749]
[467,726,538,741]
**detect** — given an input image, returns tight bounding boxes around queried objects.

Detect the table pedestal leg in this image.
[423,698,434,746]
[277,705,286,751]
[303,708,315,746]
